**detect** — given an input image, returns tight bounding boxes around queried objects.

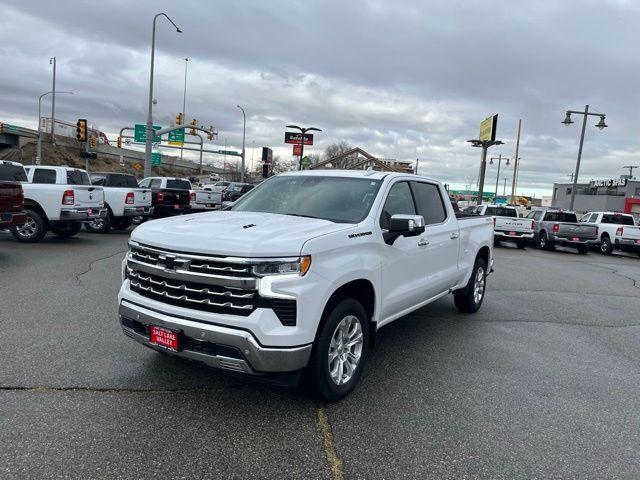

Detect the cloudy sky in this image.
[1,0,639,195]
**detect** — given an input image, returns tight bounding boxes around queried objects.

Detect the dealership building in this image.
[551,177,640,215]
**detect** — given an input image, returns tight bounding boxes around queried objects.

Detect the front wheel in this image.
[306,298,369,402]
[454,257,487,313]
[50,222,82,238]
[10,208,47,243]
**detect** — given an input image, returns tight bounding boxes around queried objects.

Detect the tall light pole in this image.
[562,105,607,210]
[180,57,189,161]
[286,125,322,170]
[489,154,510,199]
[237,105,246,182]
[622,165,638,179]
[145,13,182,178]
[37,91,73,164]
[49,57,56,144]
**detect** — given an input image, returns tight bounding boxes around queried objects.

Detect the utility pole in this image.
[490,154,510,199]
[50,57,56,144]
[180,57,189,162]
[503,177,508,196]
[622,165,638,179]
[510,119,521,204]
[237,105,246,182]
[567,172,575,183]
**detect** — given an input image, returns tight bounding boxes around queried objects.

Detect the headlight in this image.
[252,256,311,277]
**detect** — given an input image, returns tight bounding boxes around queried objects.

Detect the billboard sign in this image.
[285,132,313,145]
[479,114,498,142]
[293,144,302,156]
[262,147,273,163]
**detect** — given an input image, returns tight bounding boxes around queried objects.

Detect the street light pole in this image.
[49,57,56,144]
[490,155,510,199]
[145,13,182,179]
[286,125,322,170]
[562,105,607,210]
[180,57,189,162]
[37,91,73,165]
[237,105,246,182]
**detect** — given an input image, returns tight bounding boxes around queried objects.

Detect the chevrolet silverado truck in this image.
[526,208,598,254]
[580,211,640,256]
[84,172,153,233]
[0,161,27,230]
[138,177,191,218]
[118,170,494,401]
[2,163,106,242]
[468,204,533,249]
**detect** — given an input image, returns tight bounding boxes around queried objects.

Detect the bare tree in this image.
[272,155,295,174]
[323,141,352,160]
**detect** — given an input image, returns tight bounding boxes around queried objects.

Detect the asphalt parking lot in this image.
[1,229,639,479]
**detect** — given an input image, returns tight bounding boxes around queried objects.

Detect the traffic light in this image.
[117,136,122,148]
[76,119,87,142]
[89,136,97,149]
[175,113,183,125]
[189,118,197,135]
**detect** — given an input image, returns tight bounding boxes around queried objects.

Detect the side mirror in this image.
[221,201,235,210]
[384,214,425,245]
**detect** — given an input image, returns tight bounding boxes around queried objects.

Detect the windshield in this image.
[166,179,191,190]
[232,175,383,223]
[0,163,27,181]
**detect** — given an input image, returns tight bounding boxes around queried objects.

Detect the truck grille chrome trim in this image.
[130,280,254,310]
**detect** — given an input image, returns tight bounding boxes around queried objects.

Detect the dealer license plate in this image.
[509,231,517,236]
[572,237,580,241]
[150,325,179,351]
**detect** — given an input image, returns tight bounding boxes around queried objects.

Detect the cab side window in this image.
[150,179,162,188]
[32,168,57,184]
[379,181,416,229]
[411,181,447,225]
[139,179,150,188]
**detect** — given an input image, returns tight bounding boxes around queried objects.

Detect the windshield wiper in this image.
[284,213,332,221]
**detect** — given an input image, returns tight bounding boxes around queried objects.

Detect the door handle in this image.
[418,238,429,247]
[450,232,459,239]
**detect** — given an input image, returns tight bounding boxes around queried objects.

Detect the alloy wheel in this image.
[16,217,37,238]
[328,315,363,386]
[473,266,485,304]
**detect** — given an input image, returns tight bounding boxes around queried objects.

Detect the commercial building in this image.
[551,177,640,215]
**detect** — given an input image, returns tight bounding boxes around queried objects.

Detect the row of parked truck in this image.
[0,160,255,242]
[465,204,640,256]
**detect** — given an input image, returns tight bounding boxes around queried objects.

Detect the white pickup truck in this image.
[580,211,640,256]
[84,172,153,233]
[190,186,219,212]
[118,170,494,401]
[466,204,533,249]
[2,163,106,242]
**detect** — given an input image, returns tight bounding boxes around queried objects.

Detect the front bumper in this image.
[119,300,312,374]
[494,231,534,239]
[123,206,154,217]
[60,207,108,221]
[0,211,27,227]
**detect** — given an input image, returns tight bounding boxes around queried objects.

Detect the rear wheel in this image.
[599,235,613,255]
[306,298,369,402]
[576,245,588,255]
[454,257,487,313]
[85,214,112,233]
[50,222,82,238]
[539,231,554,250]
[10,208,47,243]
[516,240,527,249]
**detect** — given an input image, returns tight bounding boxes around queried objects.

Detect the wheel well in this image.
[318,279,376,347]
[601,232,610,240]
[477,245,490,267]
[22,199,47,220]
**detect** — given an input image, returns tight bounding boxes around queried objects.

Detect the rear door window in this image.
[32,168,57,184]
[67,170,90,185]
[411,181,447,225]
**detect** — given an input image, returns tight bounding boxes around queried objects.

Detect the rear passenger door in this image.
[411,181,460,295]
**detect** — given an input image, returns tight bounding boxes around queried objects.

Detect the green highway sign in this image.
[218,150,240,156]
[151,153,162,166]
[168,128,185,145]
[134,124,161,143]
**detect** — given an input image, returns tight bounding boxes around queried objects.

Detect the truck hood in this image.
[131,211,352,257]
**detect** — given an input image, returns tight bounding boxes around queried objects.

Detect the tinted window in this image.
[602,214,635,225]
[166,179,191,190]
[485,206,518,217]
[67,170,90,185]
[233,175,382,224]
[380,181,416,229]
[411,182,447,225]
[32,169,57,184]
[0,163,27,181]
[544,212,578,222]
[139,178,151,188]
[241,185,255,194]
[90,174,106,186]
[150,179,162,188]
[106,174,138,188]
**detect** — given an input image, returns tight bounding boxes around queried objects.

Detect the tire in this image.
[85,213,112,233]
[576,245,588,255]
[539,231,554,250]
[111,218,133,230]
[493,238,500,247]
[50,222,82,238]
[516,240,527,250]
[454,257,487,314]
[599,235,613,255]
[306,298,369,402]
[10,208,47,243]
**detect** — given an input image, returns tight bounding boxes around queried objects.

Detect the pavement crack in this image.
[316,404,344,480]
[589,263,639,289]
[74,249,126,284]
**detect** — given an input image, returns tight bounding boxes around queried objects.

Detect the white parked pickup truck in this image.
[189,186,219,212]
[467,204,533,249]
[84,172,153,233]
[118,170,494,401]
[580,211,640,256]
[5,163,106,242]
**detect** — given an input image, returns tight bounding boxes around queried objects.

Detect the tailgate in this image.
[195,190,215,204]
[495,217,532,233]
[0,182,23,211]
[557,223,597,238]
[132,188,152,207]
[159,189,190,206]
[621,226,640,241]
[72,186,104,208]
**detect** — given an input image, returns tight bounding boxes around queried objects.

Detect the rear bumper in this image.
[494,231,533,239]
[123,206,154,217]
[550,235,597,246]
[60,207,107,221]
[118,300,312,374]
[615,238,640,248]
[152,204,190,216]
[0,211,27,227]
[190,203,219,210]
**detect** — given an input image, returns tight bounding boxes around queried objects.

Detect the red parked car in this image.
[0,160,27,230]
